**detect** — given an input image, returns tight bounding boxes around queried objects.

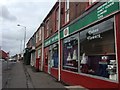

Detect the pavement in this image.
[2,61,88,90]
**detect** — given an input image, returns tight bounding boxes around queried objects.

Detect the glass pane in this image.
[79,18,117,81]
[52,43,58,68]
[63,34,78,72]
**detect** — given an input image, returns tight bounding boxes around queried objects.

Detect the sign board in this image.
[60,0,120,39]
[44,34,58,47]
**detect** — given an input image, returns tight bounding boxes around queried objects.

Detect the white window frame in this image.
[39,28,42,41]
[65,0,69,23]
[46,20,49,37]
[36,32,38,43]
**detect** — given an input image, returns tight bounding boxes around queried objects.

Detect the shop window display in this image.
[51,43,58,68]
[63,34,78,72]
[80,18,117,80]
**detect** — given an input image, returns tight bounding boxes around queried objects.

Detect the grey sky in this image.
[0,0,57,56]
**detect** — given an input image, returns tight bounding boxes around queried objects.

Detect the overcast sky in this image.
[0,0,57,56]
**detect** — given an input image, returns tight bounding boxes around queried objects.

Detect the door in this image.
[48,46,52,74]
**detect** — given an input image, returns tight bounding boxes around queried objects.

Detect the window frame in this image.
[46,20,49,37]
[36,32,39,43]
[62,33,79,72]
[65,0,70,23]
[39,28,42,41]
[79,17,118,82]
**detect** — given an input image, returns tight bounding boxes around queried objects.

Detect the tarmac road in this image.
[2,60,16,88]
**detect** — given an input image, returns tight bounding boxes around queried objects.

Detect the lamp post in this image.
[17,24,26,53]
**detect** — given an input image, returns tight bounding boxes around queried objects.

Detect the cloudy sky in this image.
[0,0,57,56]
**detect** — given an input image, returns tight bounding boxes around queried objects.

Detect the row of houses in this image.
[26,0,120,89]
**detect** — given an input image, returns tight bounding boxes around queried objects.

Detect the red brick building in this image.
[27,0,120,89]
[0,50,8,60]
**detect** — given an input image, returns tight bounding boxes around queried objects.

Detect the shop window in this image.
[47,43,58,68]
[63,34,78,72]
[80,18,117,81]
[51,43,58,68]
[65,0,69,23]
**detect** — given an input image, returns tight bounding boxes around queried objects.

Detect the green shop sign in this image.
[45,0,120,46]
[44,34,58,47]
[60,0,120,38]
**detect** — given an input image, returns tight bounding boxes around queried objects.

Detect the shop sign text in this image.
[44,34,58,47]
[87,29,101,40]
[97,0,117,19]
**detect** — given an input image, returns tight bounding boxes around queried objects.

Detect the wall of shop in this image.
[61,70,118,88]
[60,16,119,89]
[51,68,58,79]
[69,2,88,22]
[44,47,49,73]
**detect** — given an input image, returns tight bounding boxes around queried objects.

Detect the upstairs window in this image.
[65,0,69,23]
[46,20,49,37]
[39,28,42,41]
[36,32,39,43]
[56,8,59,31]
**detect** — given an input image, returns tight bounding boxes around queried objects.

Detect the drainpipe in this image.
[58,0,61,81]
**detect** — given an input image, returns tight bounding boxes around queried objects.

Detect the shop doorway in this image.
[48,46,52,74]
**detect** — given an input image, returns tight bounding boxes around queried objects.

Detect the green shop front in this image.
[44,34,59,79]
[60,0,120,89]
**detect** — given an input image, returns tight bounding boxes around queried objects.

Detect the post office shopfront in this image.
[60,1,120,88]
[44,34,59,78]
[61,17,119,88]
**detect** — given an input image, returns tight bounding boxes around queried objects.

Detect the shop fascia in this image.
[44,34,58,47]
[60,0,120,39]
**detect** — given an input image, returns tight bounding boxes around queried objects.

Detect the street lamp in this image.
[17,24,26,53]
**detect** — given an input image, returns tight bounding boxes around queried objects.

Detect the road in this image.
[2,60,16,88]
